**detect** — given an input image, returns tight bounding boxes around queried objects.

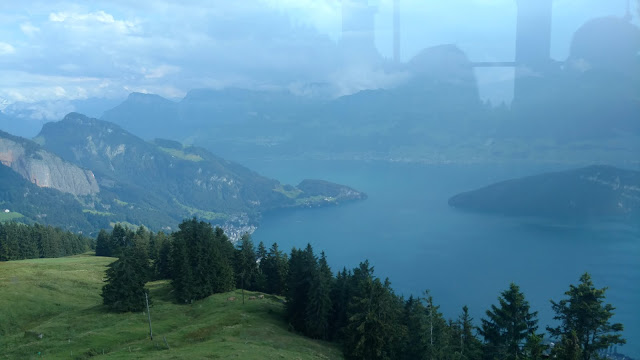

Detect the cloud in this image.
[20,22,40,36]
[143,65,181,79]
[0,0,629,107]
[0,70,117,104]
[0,42,15,55]
[48,10,139,35]
[49,10,115,25]
[3,100,75,121]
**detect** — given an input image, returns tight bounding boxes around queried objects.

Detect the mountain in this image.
[101,89,313,142]
[99,82,490,164]
[0,161,102,234]
[101,93,179,140]
[448,165,640,219]
[0,113,365,236]
[0,130,99,196]
[0,98,125,138]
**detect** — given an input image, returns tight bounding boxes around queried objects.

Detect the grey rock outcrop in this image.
[0,135,99,196]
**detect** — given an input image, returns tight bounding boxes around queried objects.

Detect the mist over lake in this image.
[247,159,640,358]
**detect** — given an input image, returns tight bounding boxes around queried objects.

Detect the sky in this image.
[0,0,636,114]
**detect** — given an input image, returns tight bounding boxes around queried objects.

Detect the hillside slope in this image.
[448,165,640,219]
[0,129,99,196]
[0,165,103,233]
[0,113,365,236]
[0,254,343,359]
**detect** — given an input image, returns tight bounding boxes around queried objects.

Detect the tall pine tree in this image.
[479,283,539,360]
[262,242,288,295]
[304,251,333,339]
[343,262,403,360]
[169,218,235,303]
[285,245,316,332]
[101,247,150,313]
[547,273,625,360]
[235,233,259,292]
[449,305,483,360]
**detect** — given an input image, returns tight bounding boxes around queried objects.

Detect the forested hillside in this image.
[92,218,628,360]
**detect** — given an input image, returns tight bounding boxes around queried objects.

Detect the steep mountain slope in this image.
[448,165,640,219]
[1,130,99,196]
[0,164,103,233]
[0,113,366,235]
[38,113,292,216]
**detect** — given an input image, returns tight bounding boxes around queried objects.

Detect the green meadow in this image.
[0,254,342,359]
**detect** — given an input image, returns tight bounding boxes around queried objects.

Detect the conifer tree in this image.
[329,267,352,340]
[0,222,89,261]
[110,224,132,257]
[423,291,450,359]
[214,226,236,262]
[304,251,333,339]
[522,333,546,360]
[449,305,483,360]
[0,223,18,261]
[400,295,427,360]
[95,229,111,257]
[101,247,150,312]
[285,245,315,332]
[547,273,625,360]
[153,232,171,279]
[479,283,539,360]
[170,233,193,303]
[169,218,234,303]
[551,330,582,360]
[39,224,62,258]
[343,262,403,360]
[255,241,268,292]
[236,233,258,291]
[262,242,288,295]
[209,233,235,293]
[133,225,150,257]
[148,230,159,261]
[257,241,267,261]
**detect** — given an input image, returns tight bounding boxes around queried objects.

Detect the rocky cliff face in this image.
[0,133,99,196]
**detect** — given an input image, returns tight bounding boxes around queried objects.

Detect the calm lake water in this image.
[243,160,640,357]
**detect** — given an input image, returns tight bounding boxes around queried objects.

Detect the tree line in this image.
[99,218,626,360]
[0,222,93,261]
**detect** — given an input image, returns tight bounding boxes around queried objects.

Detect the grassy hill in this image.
[0,255,343,359]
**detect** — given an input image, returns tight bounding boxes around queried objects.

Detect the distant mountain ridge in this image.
[101,88,312,141]
[0,113,366,236]
[448,165,640,219]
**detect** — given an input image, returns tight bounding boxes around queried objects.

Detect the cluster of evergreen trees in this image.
[98,218,626,359]
[96,223,168,312]
[0,222,93,261]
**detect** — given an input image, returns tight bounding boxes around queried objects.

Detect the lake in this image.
[242,159,640,357]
